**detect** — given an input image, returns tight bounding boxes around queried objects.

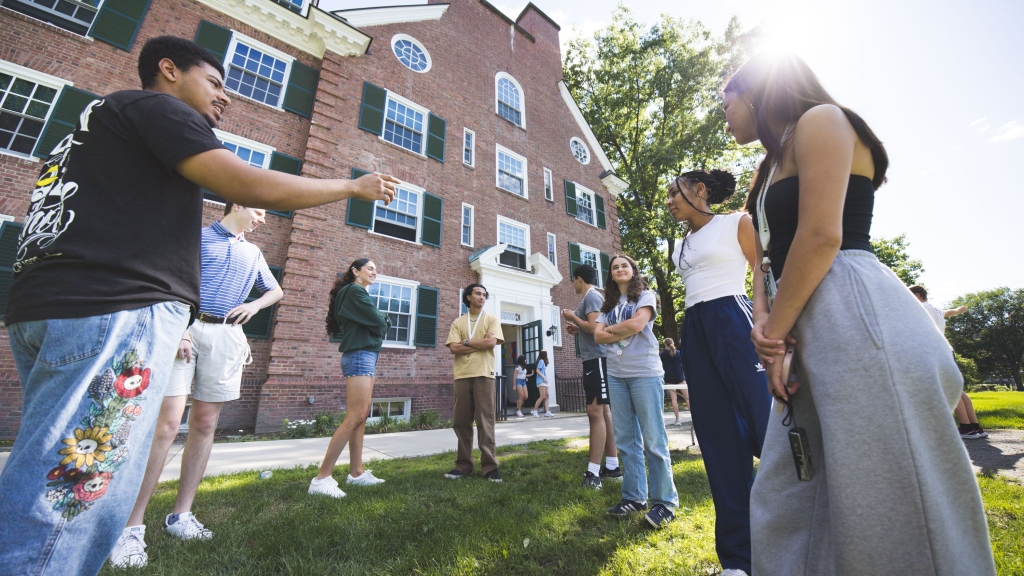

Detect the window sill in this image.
[368,229,421,247]
[378,136,427,160]
[495,112,526,131]
[0,6,94,43]
[0,149,40,163]
[463,162,475,169]
[382,343,416,350]
[496,186,529,201]
[575,217,599,229]
[461,242,474,249]
[225,90,287,114]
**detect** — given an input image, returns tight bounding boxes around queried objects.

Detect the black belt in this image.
[197,312,228,324]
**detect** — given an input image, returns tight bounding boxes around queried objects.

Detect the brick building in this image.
[0,0,627,438]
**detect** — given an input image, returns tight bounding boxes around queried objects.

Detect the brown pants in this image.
[453,376,498,475]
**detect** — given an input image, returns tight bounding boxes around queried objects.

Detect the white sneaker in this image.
[110,525,148,568]
[347,470,385,486]
[516,410,524,418]
[721,570,750,576]
[532,410,539,417]
[543,412,554,418]
[309,475,346,498]
[164,512,213,540]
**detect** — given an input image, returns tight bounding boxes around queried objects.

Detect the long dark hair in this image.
[600,254,648,314]
[671,169,738,270]
[325,258,370,337]
[536,350,549,366]
[724,52,889,214]
[515,355,528,370]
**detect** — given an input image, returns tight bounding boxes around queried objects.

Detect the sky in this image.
[328,0,1024,306]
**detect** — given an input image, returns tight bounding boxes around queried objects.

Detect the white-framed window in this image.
[212,129,274,169]
[546,232,557,267]
[463,128,475,167]
[391,34,431,73]
[0,62,69,158]
[497,216,530,270]
[579,243,602,288]
[372,181,423,243]
[382,92,428,156]
[368,397,412,423]
[495,144,528,198]
[272,0,311,16]
[458,289,469,315]
[549,307,562,347]
[570,137,591,165]
[9,0,103,36]
[225,33,292,109]
[461,203,474,247]
[367,275,420,347]
[575,184,597,226]
[543,167,553,201]
[495,72,524,128]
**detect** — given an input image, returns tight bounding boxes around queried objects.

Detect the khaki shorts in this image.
[165,321,252,402]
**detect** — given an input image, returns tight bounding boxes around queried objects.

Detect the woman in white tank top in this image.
[667,169,772,575]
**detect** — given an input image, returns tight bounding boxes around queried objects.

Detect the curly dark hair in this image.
[672,169,738,270]
[600,254,648,314]
[325,258,370,337]
[138,36,225,89]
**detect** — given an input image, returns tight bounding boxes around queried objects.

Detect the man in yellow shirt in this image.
[445,283,505,482]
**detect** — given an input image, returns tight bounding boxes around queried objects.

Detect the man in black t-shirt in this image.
[0,36,398,576]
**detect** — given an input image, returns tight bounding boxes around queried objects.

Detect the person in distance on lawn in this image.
[513,355,533,417]
[309,259,393,499]
[563,263,620,490]
[530,350,552,417]
[0,35,397,576]
[594,255,678,529]
[110,202,283,568]
[444,284,505,482]
[659,338,688,426]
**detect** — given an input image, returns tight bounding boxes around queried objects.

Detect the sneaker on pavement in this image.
[164,512,213,540]
[720,570,750,576]
[600,465,623,481]
[444,468,470,480]
[516,410,524,418]
[347,470,385,486]
[959,424,982,439]
[582,471,602,490]
[110,525,148,568]
[607,499,647,516]
[645,503,675,529]
[543,412,554,418]
[531,409,539,417]
[308,475,346,498]
[485,469,502,483]
[972,424,990,438]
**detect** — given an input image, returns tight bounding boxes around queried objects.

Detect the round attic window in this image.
[570,137,590,165]
[391,34,431,73]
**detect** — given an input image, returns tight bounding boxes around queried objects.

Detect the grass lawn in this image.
[100,439,1024,576]
[969,391,1024,430]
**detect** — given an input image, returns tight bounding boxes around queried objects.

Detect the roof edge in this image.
[478,0,536,43]
[515,2,560,31]
[331,3,449,28]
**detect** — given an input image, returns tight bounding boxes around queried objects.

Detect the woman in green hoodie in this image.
[309,258,391,498]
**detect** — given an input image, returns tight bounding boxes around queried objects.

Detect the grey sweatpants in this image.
[750,251,995,576]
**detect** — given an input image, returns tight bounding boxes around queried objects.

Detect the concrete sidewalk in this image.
[0,412,695,480]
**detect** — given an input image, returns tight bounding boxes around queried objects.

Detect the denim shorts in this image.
[341,350,379,377]
[516,378,527,387]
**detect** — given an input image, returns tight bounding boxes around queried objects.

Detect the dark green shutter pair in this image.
[346,168,444,247]
[358,82,447,163]
[88,0,150,50]
[194,21,319,118]
[0,221,24,320]
[568,242,612,286]
[564,179,607,230]
[414,286,439,347]
[242,266,283,339]
[32,86,100,159]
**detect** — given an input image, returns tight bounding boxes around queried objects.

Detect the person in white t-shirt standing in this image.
[909,285,986,439]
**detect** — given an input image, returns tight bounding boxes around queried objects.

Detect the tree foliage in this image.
[947,287,1024,391]
[871,234,924,286]
[564,8,761,339]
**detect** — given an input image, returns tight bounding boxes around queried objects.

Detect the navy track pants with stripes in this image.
[682,294,772,573]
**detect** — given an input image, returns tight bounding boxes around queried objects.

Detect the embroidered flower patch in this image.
[46,349,150,520]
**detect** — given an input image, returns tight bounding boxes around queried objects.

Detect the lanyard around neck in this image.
[755,125,794,305]
[467,312,483,340]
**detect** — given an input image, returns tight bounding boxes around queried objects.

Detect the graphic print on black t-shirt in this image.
[5,91,225,325]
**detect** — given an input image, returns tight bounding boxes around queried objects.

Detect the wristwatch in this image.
[463,339,470,347]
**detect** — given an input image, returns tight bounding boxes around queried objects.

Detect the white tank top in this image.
[672,212,749,309]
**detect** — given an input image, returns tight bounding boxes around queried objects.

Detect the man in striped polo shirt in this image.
[111,202,282,567]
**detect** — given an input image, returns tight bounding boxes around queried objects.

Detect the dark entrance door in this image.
[522,320,543,408]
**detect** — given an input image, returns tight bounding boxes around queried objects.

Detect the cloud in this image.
[990,121,1024,143]
[969,117,987,127]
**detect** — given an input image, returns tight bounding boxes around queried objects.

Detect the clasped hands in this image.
[751,316,800,403]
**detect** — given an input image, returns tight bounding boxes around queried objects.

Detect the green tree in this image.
[870,234,924,286]
[947,287,1024,391]
[564,8,761,339]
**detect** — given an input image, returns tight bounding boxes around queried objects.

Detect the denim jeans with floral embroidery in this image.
[0,302,190,576]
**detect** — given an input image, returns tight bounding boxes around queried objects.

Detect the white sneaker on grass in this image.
[164,512,212,540]
[309,475,346,498]
[347,470,385,486]
[109,525,148,568]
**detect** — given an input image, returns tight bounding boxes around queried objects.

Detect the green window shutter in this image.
[425,113,446,162]
[420,192,443,247]
[600,252,612,287]
[266,152,302,218]
[414,286,439,347]
[564,180,578,217]
[242,266,282,339]
[568,242,581,278]
[346,168,374,229]
[595,194,606,229]
[0,221,24,320]
[89,0,152,51]
[33,86,100,159]
[194,20,232,64]
[358,82,387,135]
[282,60,318,119]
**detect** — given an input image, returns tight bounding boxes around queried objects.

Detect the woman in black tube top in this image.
[722,52,995,576]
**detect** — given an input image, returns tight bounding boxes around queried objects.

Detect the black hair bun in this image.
[707,169,737,205]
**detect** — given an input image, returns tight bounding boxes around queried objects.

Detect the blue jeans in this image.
[607,375,679,509]
[0,302,190,576]
[341,349,379,378]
